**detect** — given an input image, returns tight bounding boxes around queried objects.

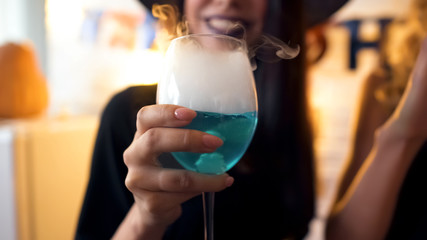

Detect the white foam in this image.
[157,36,258,114]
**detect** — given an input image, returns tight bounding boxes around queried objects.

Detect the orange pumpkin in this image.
[0,42,49,118]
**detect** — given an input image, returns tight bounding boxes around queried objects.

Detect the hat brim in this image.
[305,0,349,26]
[138,0,349,27]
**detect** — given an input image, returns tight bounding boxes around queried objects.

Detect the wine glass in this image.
[157,33,258,240]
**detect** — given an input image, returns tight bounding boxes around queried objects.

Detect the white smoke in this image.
[248,34,300,70]
[157,35,258,114]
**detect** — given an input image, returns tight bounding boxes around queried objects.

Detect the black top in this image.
[75,84,427,239]
[75,85,314,240]
[386,142,427,240]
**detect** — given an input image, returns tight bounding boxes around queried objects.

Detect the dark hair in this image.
[249,0,315,237]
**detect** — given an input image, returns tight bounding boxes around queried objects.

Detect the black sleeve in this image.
[75,86,157,239]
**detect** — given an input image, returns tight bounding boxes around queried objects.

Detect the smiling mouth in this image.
[206,18,247,38]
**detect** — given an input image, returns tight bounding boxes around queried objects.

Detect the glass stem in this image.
[203,192,215,240]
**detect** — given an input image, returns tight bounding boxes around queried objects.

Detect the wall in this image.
[334,0,411,20]
[0,0,47,73]
[0,127,16,240]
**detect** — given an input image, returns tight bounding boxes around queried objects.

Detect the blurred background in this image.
[0,0,411,239]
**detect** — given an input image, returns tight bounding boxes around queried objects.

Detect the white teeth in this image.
[208,19,236,31]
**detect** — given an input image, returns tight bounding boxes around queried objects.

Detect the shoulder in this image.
[358,69,390,114]
[362,70,388,95]
[103,85,157,119]
[356,70,391,124]
[105,85,157,113]
[100,85,157,134]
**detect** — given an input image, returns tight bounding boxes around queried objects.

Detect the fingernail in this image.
[174,108,196,121]
[202,134,223,149]
[225,177,234,187]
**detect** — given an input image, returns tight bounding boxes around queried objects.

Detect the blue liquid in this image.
[172,111,257,174]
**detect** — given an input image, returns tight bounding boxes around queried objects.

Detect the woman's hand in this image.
[115,104,233,239]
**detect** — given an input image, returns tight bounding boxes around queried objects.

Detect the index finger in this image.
[136,105,196,138]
